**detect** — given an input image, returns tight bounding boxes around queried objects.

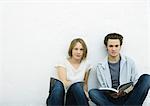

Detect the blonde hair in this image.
[68,38,87,61]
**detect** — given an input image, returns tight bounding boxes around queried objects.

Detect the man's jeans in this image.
[46,78,89,106]
[89,74,150,106]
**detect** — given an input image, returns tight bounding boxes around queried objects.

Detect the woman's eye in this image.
[74,48,78,50]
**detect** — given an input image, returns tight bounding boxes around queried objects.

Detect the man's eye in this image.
[115,45,119,47]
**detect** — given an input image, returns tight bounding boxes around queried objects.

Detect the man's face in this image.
[106,39,121,58]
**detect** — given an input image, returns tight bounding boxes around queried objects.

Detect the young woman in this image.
[46,38,91,106]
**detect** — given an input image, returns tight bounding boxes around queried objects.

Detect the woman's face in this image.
[71,42,84,61]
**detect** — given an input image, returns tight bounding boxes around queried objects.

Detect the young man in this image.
[89,33,150,105]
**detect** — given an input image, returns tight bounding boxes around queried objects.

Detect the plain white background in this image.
[0,0,150,106]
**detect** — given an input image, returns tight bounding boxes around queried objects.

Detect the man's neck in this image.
[108,55,120,63]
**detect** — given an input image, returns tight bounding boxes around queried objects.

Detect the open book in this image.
[99,82,134,94]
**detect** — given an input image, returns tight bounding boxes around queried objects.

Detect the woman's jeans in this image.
[89,74,150,106]
[46,78,89,106]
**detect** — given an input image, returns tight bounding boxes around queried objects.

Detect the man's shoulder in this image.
[91,62,105,71]
[121,55,135,64]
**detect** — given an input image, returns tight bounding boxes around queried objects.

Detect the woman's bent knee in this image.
[69,82,83,91]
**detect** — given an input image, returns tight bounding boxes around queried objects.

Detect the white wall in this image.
[148,0,150,71]
[0,0,150,106]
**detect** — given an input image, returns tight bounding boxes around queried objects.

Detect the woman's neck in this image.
[68,57,81,64]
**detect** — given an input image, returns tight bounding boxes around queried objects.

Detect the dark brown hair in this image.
[104,33,123,46]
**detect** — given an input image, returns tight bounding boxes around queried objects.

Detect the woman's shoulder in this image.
[55,57,68,69]
[82,59,92,64]
[81,59,92,70]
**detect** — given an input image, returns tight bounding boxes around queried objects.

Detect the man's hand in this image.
[109,91,127,98]
[117,91,127,97]
[109,92,118,98]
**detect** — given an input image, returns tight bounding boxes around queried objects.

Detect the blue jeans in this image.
[89,74,150,106]
[65,82,89,106]
[46,78,65,106]
[46,78,89,106]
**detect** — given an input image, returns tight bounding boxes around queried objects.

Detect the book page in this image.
[118,82,133,92]
[99,87,118,93]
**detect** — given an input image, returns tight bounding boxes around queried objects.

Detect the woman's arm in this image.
[84,69,91,99]
[56,66,72,88]
[84,69,90,91]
